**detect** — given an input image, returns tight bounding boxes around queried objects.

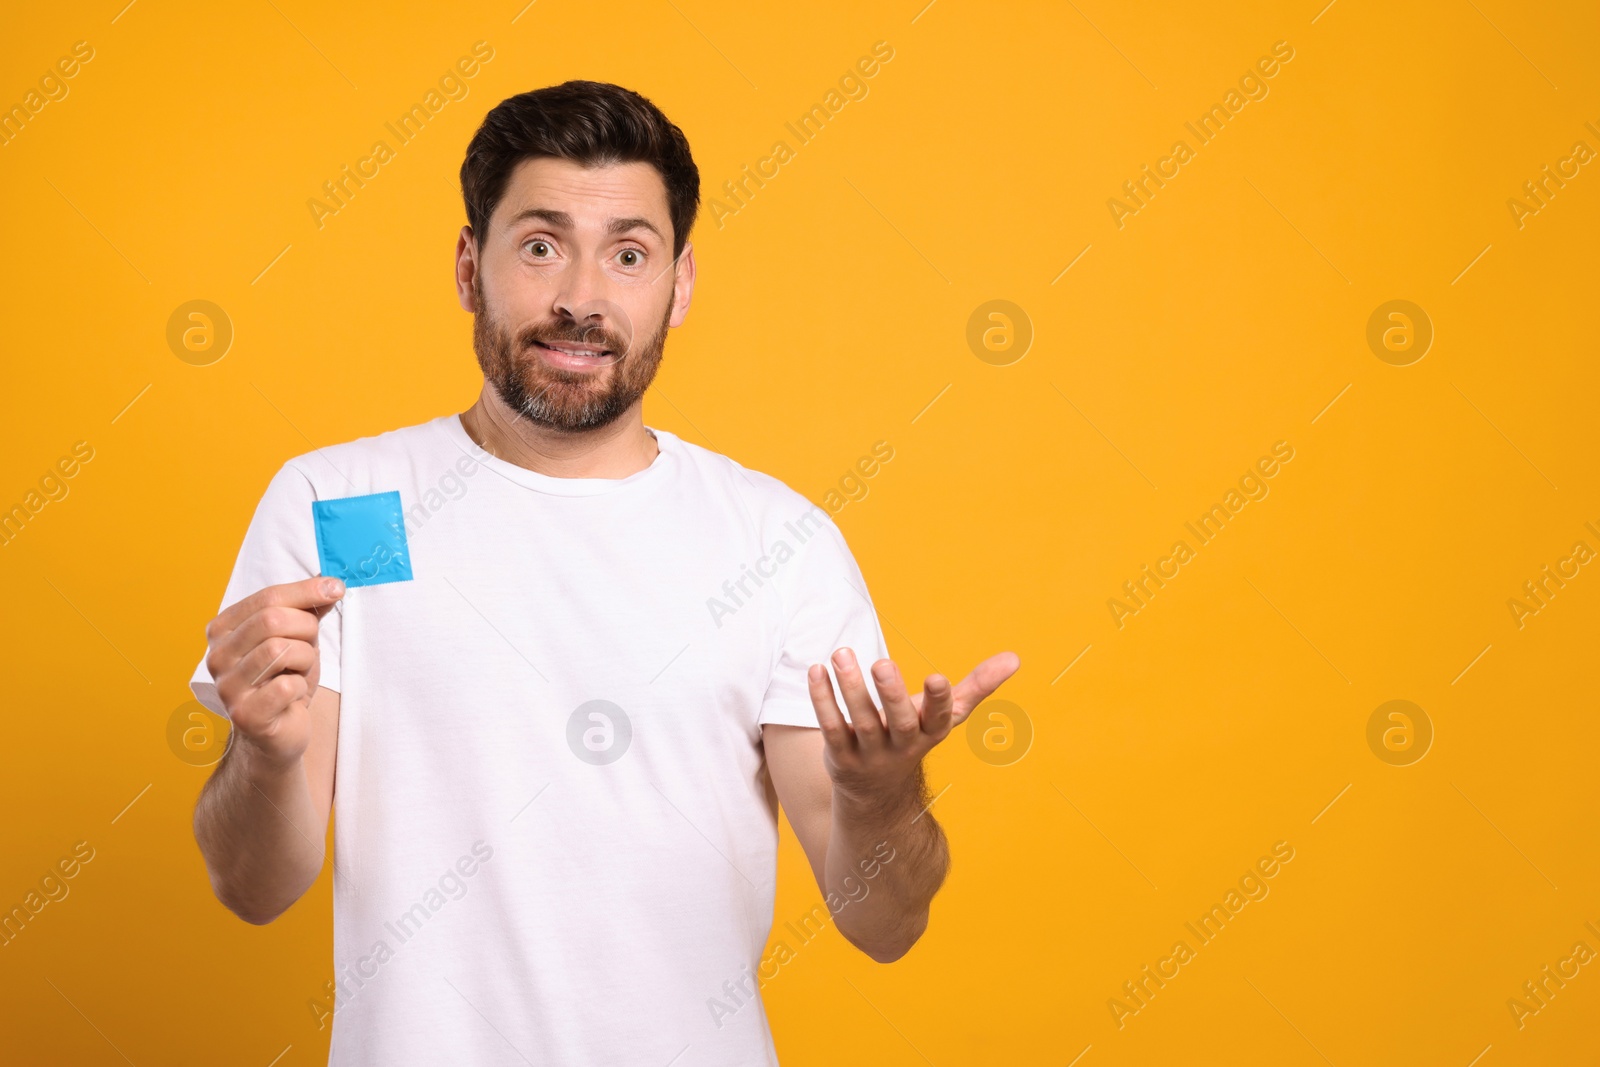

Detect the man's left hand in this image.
[806,648,1021,803]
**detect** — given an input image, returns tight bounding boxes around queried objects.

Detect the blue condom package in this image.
[311,490,414,588]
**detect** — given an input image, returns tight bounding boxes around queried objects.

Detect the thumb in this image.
[954,650,1022,710]
[302,575,345,609]
[308,575,345,618]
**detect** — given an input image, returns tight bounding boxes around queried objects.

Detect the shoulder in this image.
[662,430,837,537]
[278,415,452,497]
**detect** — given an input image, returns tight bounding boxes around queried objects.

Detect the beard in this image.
[471,274,672,433]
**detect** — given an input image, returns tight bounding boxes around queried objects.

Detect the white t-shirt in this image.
[189,413,889,1067]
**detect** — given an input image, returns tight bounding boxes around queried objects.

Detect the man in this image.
[190,79,1019,1066]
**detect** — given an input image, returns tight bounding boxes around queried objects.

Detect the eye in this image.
[616,248,643,267]
[524,239,553,258]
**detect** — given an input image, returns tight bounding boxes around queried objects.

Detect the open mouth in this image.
[532,340,616,369]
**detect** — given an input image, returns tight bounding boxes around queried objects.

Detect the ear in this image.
[669,242,696,328]
[455,226,480,313]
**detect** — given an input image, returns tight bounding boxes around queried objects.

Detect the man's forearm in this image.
[193,743,326,924]
[825,766,950,963]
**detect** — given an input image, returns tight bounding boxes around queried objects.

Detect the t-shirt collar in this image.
[435,412,676,497]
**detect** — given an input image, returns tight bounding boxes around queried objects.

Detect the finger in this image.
[831,648,886,745]
[215,636,322,720]
[229,670,311,735]
[806,663,855,751]
[920,673,956,736]
[948,651,1022,726]
[870,659,920,743]
[207,576,345,646]
[209,600,325,684]
[238,637,319,689]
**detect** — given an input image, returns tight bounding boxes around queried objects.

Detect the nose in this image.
[548,260,635,354]
[552,255,609,337]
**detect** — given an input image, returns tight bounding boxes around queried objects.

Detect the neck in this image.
[459,386,659,480]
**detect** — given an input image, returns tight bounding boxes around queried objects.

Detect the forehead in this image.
[492,157,670,235]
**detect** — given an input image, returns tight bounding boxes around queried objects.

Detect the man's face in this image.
[464,157,689,433]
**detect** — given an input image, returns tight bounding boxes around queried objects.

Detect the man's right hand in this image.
[203,576,345,768]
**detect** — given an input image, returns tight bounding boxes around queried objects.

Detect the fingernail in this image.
[323,578,345,596]
[832,648,856,669]
[871,661,894,683]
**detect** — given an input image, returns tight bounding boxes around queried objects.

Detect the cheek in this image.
[622,300,673,356]
[488,294,548,345]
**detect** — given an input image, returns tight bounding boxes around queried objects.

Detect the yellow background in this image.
[2,0,1596,1063]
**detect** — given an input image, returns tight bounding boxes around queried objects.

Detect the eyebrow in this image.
[507,207,664,243]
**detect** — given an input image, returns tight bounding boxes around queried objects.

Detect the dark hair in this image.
[460,80,700,260]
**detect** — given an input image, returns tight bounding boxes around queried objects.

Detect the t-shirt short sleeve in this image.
[189,461,342,719]
[757,515,891,729]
